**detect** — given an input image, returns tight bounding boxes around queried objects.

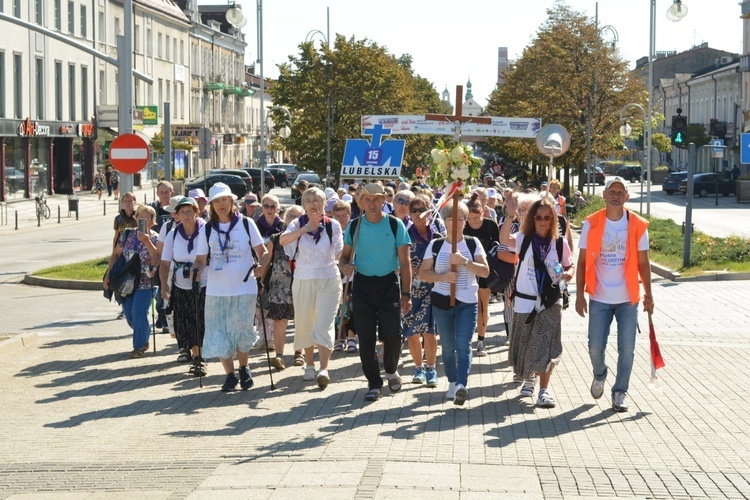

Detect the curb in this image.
[22,274,102,291]
[0,332,40,354]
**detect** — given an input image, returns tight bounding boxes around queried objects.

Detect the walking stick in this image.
[257,278,275,390]
[337,216,363,342]
[150,273,157,353]
[192,271,203,388]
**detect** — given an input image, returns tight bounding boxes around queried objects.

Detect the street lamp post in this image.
[306,8,332,186]
[647,0,688,215]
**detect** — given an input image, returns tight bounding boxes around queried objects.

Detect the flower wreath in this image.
[426,142,482,193]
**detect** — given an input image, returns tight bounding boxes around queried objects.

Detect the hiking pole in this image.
[256,278,275,390]
[337,216,363,342]
[150,271,156,353]
[192,271,203,389]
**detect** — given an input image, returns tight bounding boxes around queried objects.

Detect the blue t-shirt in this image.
[344,213,411,277]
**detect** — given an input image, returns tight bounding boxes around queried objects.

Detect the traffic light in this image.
[671,114,688,147]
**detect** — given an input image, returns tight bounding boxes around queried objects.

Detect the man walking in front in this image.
[575,177,654,412]
[339,183,412,402]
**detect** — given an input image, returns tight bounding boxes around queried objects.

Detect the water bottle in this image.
[553,262,567,292]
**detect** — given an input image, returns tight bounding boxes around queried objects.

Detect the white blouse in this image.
[282,217,344,280]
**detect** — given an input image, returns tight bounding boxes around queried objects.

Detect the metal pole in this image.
[164,102,172,182]
[326,6,332,187]
[714,156,719,206]
[646,0,655,217]
[117,0,135,195]
[257,0,266,196]
[585,2,598,197]
[683,142,696,268]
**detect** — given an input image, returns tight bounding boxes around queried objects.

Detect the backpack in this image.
[346,214,399,241]
[107,230,141,297]
[429,236,479,310]
[485,241,516,294]
[204,216,259,283]
[511,235,566,309]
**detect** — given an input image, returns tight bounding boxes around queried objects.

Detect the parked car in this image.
[206,168,254,194]
[583,166,605,186]
[185,172,248,200]
[269,163,298,182]
[244,168,276,195]
[678,172,735,197]
[291,171,323,200]
[616,165,648,183]
[266,167,290,188]
[662,171,688,195]
[5,168,25,192]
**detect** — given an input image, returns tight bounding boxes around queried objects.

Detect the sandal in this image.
[347,338,357,353]
[176,349,192,363]
[294,351,305,367]
[387,375,402,393]
[364,388,381,401]
[333,340,345,352]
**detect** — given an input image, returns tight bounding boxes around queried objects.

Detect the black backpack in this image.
[204,216,259,283]
[485,241,516,294]
[512,235,566,309]
[430,236,478,268]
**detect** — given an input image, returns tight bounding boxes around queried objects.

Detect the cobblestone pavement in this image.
[1,274,749,499]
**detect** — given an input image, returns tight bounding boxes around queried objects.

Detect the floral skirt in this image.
[202,294,257,359]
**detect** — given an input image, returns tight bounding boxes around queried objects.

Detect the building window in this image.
[55,0,62,30]
[166,79,171,106]
[180,83,184,118]
[69,64,76,121]
[13,54,22,118]
[55,62,63,120]
[80,5,87,38]
[180,40,184,64]
[173,81,177,118]
[99,69,105,104]
[35,58,44,120]
[98,11,104,42]
[0,52,5,118]
[35,0,43,24]
[134,24,140,53]
[81,66,88,120]
[146,28,152,56]
[158,79,163,116]
[166,35,170,60]
[158,33,162,58]
[147,82,152,106]
[114,17,120,41]
[173,39,177,63]
[13,0,20,17]
[67,1,74,34]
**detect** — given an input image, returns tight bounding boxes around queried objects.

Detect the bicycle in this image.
[35,191,51,220]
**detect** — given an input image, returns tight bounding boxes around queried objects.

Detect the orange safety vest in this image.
[583,208,649,305]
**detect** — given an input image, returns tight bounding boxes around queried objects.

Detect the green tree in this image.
[149,132,194,155]
[271,35,447,180]
[651,133,672,154]
[483,2,646,192]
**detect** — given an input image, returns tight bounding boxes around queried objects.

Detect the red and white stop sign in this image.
[109,133,150,174]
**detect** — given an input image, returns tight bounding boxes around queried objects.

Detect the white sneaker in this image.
[316,369,330,388]
[536,389,556,408]
[612,391,628,412]
[591,378,605,399]
[520,378,535,397]
[446,382,457,400]
[476,340,488,357]
[454,384,468,406]
[303,366,315,381]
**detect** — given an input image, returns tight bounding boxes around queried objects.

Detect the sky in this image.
[214,0,744,108]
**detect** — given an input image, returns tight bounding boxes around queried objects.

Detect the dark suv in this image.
[244,168,276,195]
[616,165,648,183]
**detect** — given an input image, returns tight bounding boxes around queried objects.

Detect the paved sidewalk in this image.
[2,275,750,498]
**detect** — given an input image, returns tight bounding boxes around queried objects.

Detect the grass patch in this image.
[33,256,109,281]
[572,194,750,275]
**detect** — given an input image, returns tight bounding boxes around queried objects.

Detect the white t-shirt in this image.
[510,232,573,314]
[196,217,264,297]
[425,237,486,304]
[158,218,178,243]
[162,225,208,290]
[579,213,649,304]
[282,218,344,280]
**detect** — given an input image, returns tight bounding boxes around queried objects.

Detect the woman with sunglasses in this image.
[464,192,500,357]
[499,196,574,409]
[392,190,415,226]
[255,194,285,351]
[403,195,446,388]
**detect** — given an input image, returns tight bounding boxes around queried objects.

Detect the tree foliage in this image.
[150,132,194,155]
[271,35,448,179]
[483,2,648,190]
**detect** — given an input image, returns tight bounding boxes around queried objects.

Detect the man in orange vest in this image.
[575,177,654,412]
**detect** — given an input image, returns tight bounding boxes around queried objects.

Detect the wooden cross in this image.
[426,86,492,306]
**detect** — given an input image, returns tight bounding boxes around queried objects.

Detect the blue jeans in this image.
[588,300,639,395]
[433,301,477,387]
[122,288,152,350]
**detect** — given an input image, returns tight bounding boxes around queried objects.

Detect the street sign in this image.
[341,124,405,177]
[109,133,150,174]
[742,133,750,164]
[711,138,724,158]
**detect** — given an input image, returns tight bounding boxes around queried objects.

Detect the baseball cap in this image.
[242,193,259,205]
[604,177,628,192]
[175,197,199,210]
[164,195,185,213]
[360,183,386,197]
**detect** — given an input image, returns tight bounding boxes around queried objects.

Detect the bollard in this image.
[37,207,41,227]
[144,194,147,204]
[103,200,106,216]
[15,210,18,230]
[153,187,156,201]
[58,205,61,224]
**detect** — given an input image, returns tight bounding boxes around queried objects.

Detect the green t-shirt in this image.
[344,213,411,277]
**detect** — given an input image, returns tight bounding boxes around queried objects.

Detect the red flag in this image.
[649,313,665,371]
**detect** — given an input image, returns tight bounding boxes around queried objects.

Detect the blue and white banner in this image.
[341,124,405,177]
[361,115,542,138]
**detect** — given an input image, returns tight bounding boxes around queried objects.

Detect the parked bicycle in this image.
[35,192,51,221]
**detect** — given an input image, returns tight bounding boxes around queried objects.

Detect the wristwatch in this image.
[462,257,470,268]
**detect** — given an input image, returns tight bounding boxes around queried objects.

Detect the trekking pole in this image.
[150,270,157,353]
[337,217,363,343]
[192,271,203,389]
[256,278,275,390]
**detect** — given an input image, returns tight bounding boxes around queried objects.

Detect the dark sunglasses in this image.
[395,198,411,205]
[262,204,277,209]
[410,207,427,214]
[534,215,552,221]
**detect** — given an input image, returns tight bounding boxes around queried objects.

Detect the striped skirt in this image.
[510,305,563,380]
[171,286,206,351]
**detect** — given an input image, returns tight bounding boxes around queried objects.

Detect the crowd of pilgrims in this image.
[104,171,578,408]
